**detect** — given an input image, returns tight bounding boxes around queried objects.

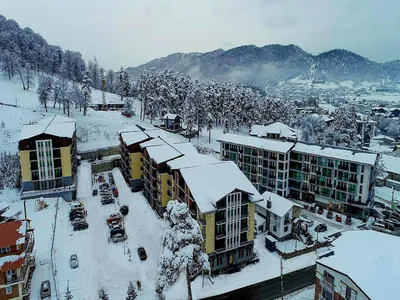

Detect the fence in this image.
[50,197,60,300]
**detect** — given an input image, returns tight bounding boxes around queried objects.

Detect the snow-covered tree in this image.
[69,83,84,111]
[330,105,358,148]
[155,200,210,297]
[105,69,115,93]
[126,281,137,300]
[52,77,70,114]
[81,70,92,116]
[182,86,198,141]
[23,63,35,90]
[37,75,53,111]
[98,288,109,300]
[0,152,20,190]
[123,98,134,116]
[299,115,326,142]
[117,67,131,100]
[88,56,101,89]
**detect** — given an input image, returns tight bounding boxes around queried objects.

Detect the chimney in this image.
[267,196,272,209]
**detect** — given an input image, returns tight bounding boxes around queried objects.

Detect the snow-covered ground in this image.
[274,285,315,300]
[192,234,316,299]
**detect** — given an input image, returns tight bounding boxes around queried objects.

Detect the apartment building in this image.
[175,161,261,273]
[218,133,378,216]
[218,133,295,197]
[18,115,77,201]
[0,220,35,300]
[315,230,398,300]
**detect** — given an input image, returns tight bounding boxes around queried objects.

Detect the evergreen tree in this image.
[105,69,115,93]
[82,70,92,116]
[331,105,358,147]
[117,67,131,100]
[23,63,35,90]
[126,281,137,300]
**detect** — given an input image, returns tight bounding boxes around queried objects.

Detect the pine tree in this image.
[126,281,137,300]
[23,63,35,90]
[105,69,115,93]
[98,288,109,300]
[82,70,92,116]
[155,201,210,297]
[331,105,358,148]
[117,67,131,100]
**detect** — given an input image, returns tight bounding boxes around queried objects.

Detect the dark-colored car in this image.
[100,183,110,189]
[70,212,85,221]
[314,223,327,232]
[326,210,333,219]
[92,189,98,196]
[345,215,352,225]
[101,198,115,205]
[120,205,129,216]
[89,156,96,163]
[335,214,342,223]
[110,227,125,237]
[317,207,324,215]
[40,280,51,298]
[109,178,115,185]
[98,154,103,160]
[138,247,147,260]
[73,221,89,231]
[108,172,113,178]
[309,205,316,213]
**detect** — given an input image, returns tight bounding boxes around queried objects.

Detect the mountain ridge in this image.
[126,45,400,86]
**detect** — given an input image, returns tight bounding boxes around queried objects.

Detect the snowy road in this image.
[52,162,168,299]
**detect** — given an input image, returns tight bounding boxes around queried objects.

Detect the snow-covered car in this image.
[300,214,314,227]
[110,227,125,237]
[40,280,51,298]
[101,198,115,205]
[108,220,120,228]
[71,218,85,225]
[70,254,79,269]
[112,233,126,243]
[137,247,147,260]
[109,212,122,219]
[73,221,89,231]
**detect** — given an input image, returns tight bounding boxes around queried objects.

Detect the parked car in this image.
[99,183,109,189]
[70,254,79,269]
[110,227,125,237]
[113,188,119,197]
[40,280,51,298]
[317,207,324,215]
[108,172,113,178]
[101,198,115,205]
[309,205,316,213]
[89,156,96,162]
[120,205,129,216]
[71,218,85,225]
[137,247,147,260]
[110,178,115,185]
[92,189,98,196]
[131,186,143,193]
[345,215,352,225]
[70,212,85,221]
[109,212,122,219]
[326,210,333,219]
[112,233,126,243]
[314,223,327,232]
[300,214,314,227]
[73,221,89,231]
[108,220,121,228]
[335,215,342,223]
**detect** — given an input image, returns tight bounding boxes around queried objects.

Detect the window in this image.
[1,247,10,254]
[279,154,284,161]
[217,255,223,266]
[284,226,288,232]
[6,286,12,295]
[273,225,277,232]
[239,247,245,259]
[246,245,252,256]
[273,214,277,220]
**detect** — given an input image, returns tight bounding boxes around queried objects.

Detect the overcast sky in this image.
[2,0,400,70]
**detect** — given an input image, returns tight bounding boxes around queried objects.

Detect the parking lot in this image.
[51,162,169,299]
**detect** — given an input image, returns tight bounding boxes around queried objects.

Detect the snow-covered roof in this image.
[162,113,179,120]
[293,142,378,166]
[180,161,262,213]
[382,155,400,175]
[19,115,76,141]
[117,125,143,134]
[167,154,218,170]
[145,129,167,139]
[121,131,150,146]
[172,142,199,156]
[0,253,25,272]
[0,220,26,248]
[250,122,297,139]
[372,135,395,142]
[0,200,9,211]
[146,144,182,165]
[140,137,167,149]
[254,213,266,227]
[317,230,400,300]
[311,113,333,122]
[218,133,295,153]
[258,191,302,217]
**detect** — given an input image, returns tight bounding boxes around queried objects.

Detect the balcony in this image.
[320,277,333,294]
[338,164,348,171]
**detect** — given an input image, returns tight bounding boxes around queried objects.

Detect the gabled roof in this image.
[218,133,295,153]
[167,154,219,170]
[250,122,297,139]
[0,220,26,248]
[117,125,143,134]
[19,115,76,141]
[258,191,302,217]
[317,230,400,300]
[180,161,262,213]
[121,131,150,146]
[146,142,197,165]
[382,155,400,175]
[293,142,378,166]
[0,200,9,211]
[162,113,179,120]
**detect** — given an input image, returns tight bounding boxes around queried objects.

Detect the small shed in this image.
[161,113,181,131]
[265,234,277,252]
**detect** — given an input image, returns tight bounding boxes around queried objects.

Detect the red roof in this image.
[0,256,24,272]
[0,221,24,248]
